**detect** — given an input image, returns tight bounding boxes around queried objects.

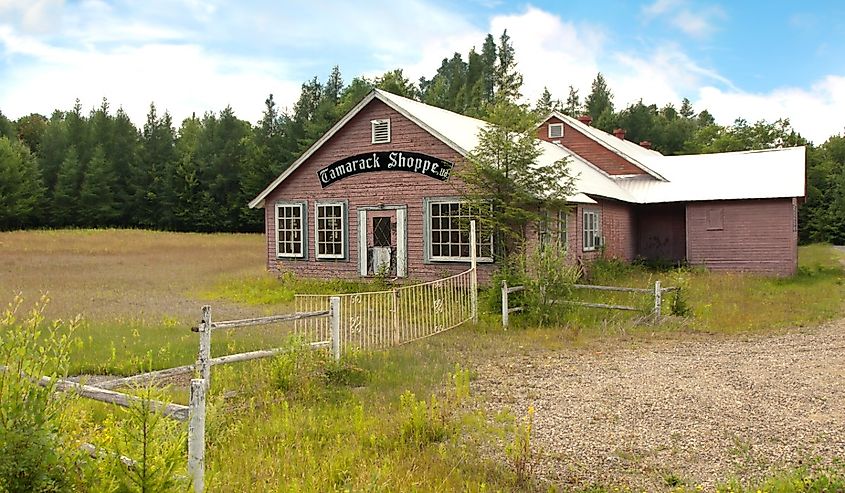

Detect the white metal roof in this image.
[250,89,806,208]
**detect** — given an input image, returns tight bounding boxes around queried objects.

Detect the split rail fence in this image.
[9,221,482,492]
[501,280,679,328]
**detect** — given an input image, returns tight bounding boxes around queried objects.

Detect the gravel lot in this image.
[474,321,845,490]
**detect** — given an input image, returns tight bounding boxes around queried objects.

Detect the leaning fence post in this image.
[501,280,509,329]
[330,296,341,361]
[197,306,212,385]
[653,280,662,321]
[470,220,478,324]
[188,378,206,493]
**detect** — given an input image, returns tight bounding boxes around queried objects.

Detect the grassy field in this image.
[2,229,844,491]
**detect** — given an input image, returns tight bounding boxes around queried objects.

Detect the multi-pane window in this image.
[428,200,493,261]
[275,202,305,258]
[582,210,601,251]
[315,202,345,259]
[539,209,568,251]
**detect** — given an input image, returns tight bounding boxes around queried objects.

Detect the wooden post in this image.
[330,296,341,361]
[470,220,478,324]
[653,280,662,321]
[501,280,509,329]
[392,288,400,345]
[188,378,206,493]
[197,306,212,385]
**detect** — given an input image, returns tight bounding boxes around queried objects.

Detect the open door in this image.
[358,206,407,277]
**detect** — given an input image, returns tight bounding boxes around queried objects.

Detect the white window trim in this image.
[548,123,564,139]
[275,201,306,259]
[371,119,391,144]
[582,209,601,252]
[314,201,346,260]
[424,198,494,263]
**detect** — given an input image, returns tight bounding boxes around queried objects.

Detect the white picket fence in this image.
[295,221,479,354]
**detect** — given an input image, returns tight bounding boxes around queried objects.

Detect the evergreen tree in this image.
[533,87,559,116]
[585,73,614,121]
[324,65,344,105]
[0,136,45,230]
[564,86,581,117]
[135,103,177,228]
[79,145,120,226]
[679,98,695,118]
[0,110,14,140]
[493,30,523,102]
[37,110,69,195]
[461,100,575,259]
[480,34,497,104]
[52,146,83,227]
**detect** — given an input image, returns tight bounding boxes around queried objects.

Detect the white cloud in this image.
[697,76,845,143]
[641,0,725,38]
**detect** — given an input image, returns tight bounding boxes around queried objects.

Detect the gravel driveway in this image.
[474,321,845,490]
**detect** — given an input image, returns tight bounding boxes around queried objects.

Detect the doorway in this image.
[357,206,407,277]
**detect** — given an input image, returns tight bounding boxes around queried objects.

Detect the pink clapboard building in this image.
[249,89,805,281]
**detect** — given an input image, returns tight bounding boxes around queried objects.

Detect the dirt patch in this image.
[474,322,845,490]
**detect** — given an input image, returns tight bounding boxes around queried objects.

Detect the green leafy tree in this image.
[460,100,575,259]
[375,69,418,99]
[15,113,47,153]
[0,137,45,230]
[0,110,14,140]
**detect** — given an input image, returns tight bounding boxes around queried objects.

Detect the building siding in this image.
[685,199,798,276]
[573,199,636,263]
[263,99,496,282]
[537,116,647,176]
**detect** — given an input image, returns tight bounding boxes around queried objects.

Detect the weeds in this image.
[505,405,536,487]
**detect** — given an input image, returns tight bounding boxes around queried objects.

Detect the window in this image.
[548,123,563,139]
[426,199,493,262]
[539,209,568,251]
[706,207,724,231]
[315,202,346,259]
[275,202,305,258]
[373,216,391,247]
[371,119,390,144]
[582,209,601,251]
[557,210,568,251]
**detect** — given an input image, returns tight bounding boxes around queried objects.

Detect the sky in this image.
[1,0,845,143]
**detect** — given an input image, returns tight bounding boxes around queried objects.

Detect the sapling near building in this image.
[249,89,805,280]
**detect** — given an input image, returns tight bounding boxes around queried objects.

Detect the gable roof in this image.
[250,89,805,209]
[546,111,668,181]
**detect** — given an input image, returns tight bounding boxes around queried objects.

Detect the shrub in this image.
[271,337,371,400]
[0,295,81,493]
[507,246,581,325]
[398,391,449,447]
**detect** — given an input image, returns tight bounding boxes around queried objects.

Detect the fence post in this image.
[501,280,509,329]
[197,306,212,385]
[392,288,400,345]
[330,296,341,361]
[470,220,478,324]
[653,280,662,321]
[188,378,206,493]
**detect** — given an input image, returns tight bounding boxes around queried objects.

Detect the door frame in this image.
[357,205,407,277]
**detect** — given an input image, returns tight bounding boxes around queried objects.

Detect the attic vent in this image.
[548,123,563,139]
[371,119,391,144]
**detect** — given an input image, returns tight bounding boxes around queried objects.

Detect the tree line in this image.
[0,30,842,243]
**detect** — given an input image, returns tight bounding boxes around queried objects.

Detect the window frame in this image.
[582,209,601,252]
[558,209,569,251]
[371,119,391,144]
[548,123,564,139]
[274,201,307,259]
[314,200,348,261]
[423,197,494,263]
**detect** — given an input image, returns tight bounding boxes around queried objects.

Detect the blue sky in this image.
[1,0,844,143]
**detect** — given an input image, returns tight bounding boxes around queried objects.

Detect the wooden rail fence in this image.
[501,280,679,328]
